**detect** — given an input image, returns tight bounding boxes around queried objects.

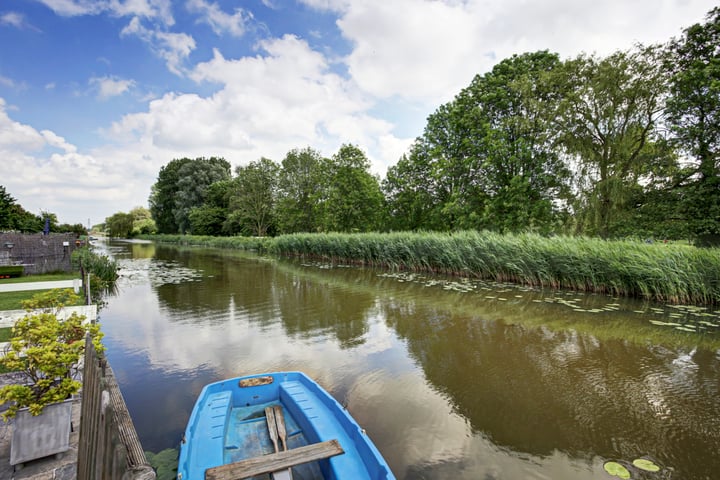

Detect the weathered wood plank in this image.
[265,407,279,453]
[274,406,288,452]
[205,439,345,480]
[239,376,273,387]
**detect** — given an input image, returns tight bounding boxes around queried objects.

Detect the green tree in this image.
[462,51,571,233]
[149,158,193,234]
[105,212,134,238]
[666,7,720,245]
[188,180,232,236]
[0,185,16,230]
[174,157,231,234]
[557,46,669,237]
[276,147,325,234]
[320,144,385,232]
[130,206,156,235]
[383,148,446,231]
[226,158,280,236]
[385,51,571,233]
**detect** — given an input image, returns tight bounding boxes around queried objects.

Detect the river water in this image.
[97,240,720,480]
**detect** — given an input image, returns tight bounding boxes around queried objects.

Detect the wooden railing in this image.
[77,336,156,480]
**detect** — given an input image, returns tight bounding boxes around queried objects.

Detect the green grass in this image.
[0,273,79,284]
[0,327,11,342]
[0,273,82,310]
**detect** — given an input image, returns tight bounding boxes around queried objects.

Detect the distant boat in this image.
[177,371,396,480]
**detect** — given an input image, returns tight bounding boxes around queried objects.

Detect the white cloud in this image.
[109,35,411,175]
[1,12,25,28]
[41,130,77,153]
[186,0,250,37]
[0,98,156,224]
[0,75,15,88]
[121,17,195,75]
[90,76,136,99]
[37,0,174,25]
[329,0,717,104]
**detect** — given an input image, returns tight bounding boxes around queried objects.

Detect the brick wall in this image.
[0,233,80,275]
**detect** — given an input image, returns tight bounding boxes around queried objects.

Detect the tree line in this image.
[145,145,385,237]
[0,185,86,235]
[120,8,718,244]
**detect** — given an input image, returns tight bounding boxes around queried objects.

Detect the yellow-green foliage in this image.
[21,288,80,311]
[0,290,103,420]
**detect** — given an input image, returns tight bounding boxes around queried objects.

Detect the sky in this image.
[0,0,717,227]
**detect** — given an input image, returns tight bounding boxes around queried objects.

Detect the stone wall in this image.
[0,233,80,274]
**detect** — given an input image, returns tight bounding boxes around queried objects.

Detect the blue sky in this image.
[0,0,716,226]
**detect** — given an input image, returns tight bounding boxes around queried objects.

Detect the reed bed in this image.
[269,231,720,305]
[145,231,720,304]
[141,234,272,251]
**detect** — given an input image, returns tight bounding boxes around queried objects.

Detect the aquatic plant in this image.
[269,231,720,305]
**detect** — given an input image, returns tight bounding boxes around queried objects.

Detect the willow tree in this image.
[557,46,669,237]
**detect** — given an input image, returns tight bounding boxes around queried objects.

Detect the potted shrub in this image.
[0,289,103,466]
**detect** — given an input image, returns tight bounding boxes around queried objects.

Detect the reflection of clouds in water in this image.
[101,283,397,379]
[347,370,601,480]
[643,348,700,421]
[643,373,672,419]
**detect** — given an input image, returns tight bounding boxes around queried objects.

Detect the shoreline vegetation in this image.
[141,231,720,305]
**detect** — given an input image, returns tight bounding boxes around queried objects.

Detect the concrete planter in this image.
[10,398,73,467]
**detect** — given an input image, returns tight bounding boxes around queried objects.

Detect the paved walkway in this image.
[0,280,79,293]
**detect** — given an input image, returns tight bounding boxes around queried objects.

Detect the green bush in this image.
[0,265,23,278]
[0,290,103,419]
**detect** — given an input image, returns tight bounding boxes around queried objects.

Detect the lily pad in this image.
[632,459,660,472]
[604,461,631,479]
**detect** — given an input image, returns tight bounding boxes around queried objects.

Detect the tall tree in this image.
[149,158,193,234]
[462,51,571,233]
[105,212,134,238]
[276,147,325,234]
[226,158,279,237]
[174,157,231,234]
[0,185,17,230]
[383,149,443,231]
[188,179,232,236]
[320,144,385,232]
[666,7,720,245]
[385,51,571,233]
[557,46,669,237]
[129,206,156,235]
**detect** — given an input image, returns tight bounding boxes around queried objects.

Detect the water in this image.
[98,240,720,479]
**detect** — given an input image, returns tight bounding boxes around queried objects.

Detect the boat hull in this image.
[177,371,395,480]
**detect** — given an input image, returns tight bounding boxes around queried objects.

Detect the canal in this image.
[98,240,720,480]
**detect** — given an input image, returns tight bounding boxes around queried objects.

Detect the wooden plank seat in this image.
[205,439,345,480]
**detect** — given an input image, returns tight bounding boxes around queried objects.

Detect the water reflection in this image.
[98,241,720,479]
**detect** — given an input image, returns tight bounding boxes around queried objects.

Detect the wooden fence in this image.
[77,336,156,480]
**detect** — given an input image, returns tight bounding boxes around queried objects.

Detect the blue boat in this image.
[177,372,396,480]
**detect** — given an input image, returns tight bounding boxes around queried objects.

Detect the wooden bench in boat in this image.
[205,439,344,480]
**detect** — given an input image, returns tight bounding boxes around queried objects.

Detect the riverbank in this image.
[143,231,720,305]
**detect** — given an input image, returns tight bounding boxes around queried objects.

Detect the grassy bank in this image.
[147,231,720,305]
[0,273,81,310]
[140,234,271,251]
